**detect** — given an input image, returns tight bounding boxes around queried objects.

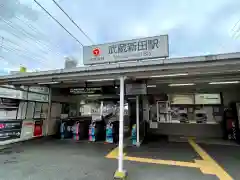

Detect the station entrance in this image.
[1,49,240,179]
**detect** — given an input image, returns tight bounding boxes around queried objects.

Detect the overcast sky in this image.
[0,0,239,75]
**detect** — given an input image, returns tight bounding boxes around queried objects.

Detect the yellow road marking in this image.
[188,138,233,180]
[106,146,200,168]
[105,146,126,159]
[106,139,234,180]
[124,156,200,168]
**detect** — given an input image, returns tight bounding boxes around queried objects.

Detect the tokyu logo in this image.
[92,48,100,56]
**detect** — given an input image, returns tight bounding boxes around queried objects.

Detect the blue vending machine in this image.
[60,122,66,139]
[106,123,114,143]
[89,122,96,142]
[131,124,137,146]
[72,122,80,140]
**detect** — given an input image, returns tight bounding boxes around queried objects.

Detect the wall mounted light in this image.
[168,83,195,87]
[86,79,114,82]
[38,81,59,85]
[151,73,188,78]
[147,85,157,88]
[209,81,239,85]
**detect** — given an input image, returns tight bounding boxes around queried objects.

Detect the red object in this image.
[24,122,34,126]
[92,48,100,56]
[227,119,234,130]
[34,121,42,137]
[0,123,5,129]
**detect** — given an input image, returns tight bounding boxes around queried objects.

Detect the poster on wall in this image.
[0,120,22,141]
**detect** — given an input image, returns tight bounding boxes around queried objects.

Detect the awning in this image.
[0,52,239,86]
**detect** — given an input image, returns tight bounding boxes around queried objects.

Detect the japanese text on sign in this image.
[108,38,160,54]
[83,35,169,65]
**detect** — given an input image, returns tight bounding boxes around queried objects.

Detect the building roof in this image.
[0,52,240,86]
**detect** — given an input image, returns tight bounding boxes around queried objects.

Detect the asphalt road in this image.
[0,138,235,180]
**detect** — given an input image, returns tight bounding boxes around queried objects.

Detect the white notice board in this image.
[195,94,221,104]
[171,94,194,104]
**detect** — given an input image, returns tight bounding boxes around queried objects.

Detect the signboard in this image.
[126,83,147,95]
[70,87,102,94]
[29,86,49,94]
[195,94,221,105]
[27,92,49,102]
[0,120,22,141]
[0,87,22,99]
[0,98,19,107]
[83,35,169,65]
[171,94,194,104]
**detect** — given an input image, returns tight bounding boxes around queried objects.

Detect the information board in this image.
[0,120,22,141]
[195,94,221,104]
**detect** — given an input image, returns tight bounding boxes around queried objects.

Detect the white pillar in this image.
[100,101,104,117]
[118,76,125,172]
[156,101,159,122]
[46,87,52,136]
[136,95,140,146]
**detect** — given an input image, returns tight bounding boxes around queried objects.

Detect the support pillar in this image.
[46,87,52,136]
[100,101,104,117]
[136,95,140,147]
[114,76,127,180]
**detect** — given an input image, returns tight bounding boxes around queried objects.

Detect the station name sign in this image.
[70,87,102,95]
[83,35,169,65]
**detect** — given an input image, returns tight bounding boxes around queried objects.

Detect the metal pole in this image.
[157,101,159,122]
[145,96,149,138]
[46,87,52,136]
[118,76,125,172]
[100,101,104,117]
[136,95,140,146]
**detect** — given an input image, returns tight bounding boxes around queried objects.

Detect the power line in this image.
[0,16,65,61]
[1,45,51,64]
[1,45,56,69]
[14,16,64,55]
[14,16,65,53]
[0,15,55,55]
[0,15,63,57]
[1,37,53,62]
[0,35,56,66]
[0,3,65,58]
[231,19,240,31]
[0,4,66,60]
[52,0,94,44]
[3,39,44,59]
[0,55,21,67]
[231,19,240,39]
[33,0,84,46]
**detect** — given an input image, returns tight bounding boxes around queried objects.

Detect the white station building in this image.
[0,35,240,177]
